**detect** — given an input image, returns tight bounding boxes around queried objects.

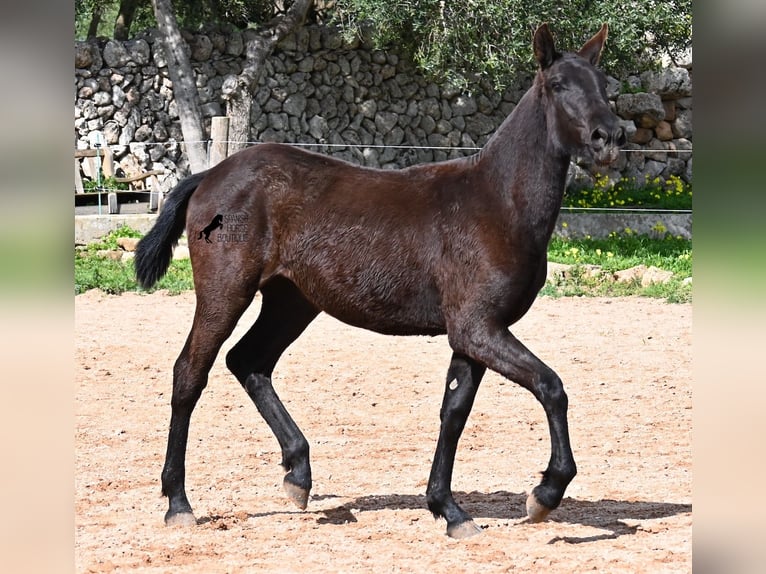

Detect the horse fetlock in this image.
[281,440,310,476]
[427,488,475,533]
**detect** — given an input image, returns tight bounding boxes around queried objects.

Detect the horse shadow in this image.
[201,491,691,544]
[319,491,690,543]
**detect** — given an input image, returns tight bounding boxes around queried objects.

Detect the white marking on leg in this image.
[449,378,459,391]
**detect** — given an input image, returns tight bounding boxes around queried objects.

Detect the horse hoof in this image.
[165,512,197,527]
[283,479,309,510]
[525,492,552,523]
[447,520,483,539]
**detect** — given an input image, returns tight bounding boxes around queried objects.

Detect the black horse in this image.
[135,23,624,538]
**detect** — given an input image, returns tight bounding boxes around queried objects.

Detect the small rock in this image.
[546,262,572,282]
[116,237,140,251]
[283,93,307,117]
[641,266,674,286]
[451,95,477,117]
[614,264,673,285]
[640,67,692,98]
[308,115,329,140]
[581,264,603,279]
[96,250,123,261]
[102,41,129,67]
[655,121,674,141]
[615,93,665,128]
[190,34,213,61]
[614,265,648,283]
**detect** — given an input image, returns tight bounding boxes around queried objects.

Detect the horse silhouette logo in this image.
[198,214,224,243]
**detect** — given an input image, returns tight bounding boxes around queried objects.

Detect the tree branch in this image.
[222,0,314,153]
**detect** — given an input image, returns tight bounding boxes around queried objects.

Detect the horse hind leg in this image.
[162,288,256,526]
[225,278,319,510]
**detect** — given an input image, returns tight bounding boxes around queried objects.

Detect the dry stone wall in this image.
[75,25,692,193]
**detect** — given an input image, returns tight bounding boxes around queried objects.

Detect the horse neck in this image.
[476,80,570,244]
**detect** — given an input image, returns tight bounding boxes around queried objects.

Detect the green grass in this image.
[74,254,194,295]
[82,175,130,193]
[563,174,692,210]
[82,224,143,251]
[75,228,692,302]
[543,234,692,303]
[75,225,194,295]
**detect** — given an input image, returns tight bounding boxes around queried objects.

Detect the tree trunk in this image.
[114,0,141,41]
[222,0,314,155]
[87,6,103,40]
[150,0,208,173]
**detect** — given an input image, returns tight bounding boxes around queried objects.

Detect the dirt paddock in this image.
[75,291,691,572]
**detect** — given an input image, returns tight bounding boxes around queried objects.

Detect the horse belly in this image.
[330,292,447,337]
[283,261,446,336]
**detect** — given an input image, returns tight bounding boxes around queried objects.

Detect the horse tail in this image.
[135,171,208,288]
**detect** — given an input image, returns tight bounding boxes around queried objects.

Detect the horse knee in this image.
[282,437,310,472]
[537,371,568,412]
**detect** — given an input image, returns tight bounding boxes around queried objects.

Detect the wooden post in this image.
[107,192,119,214]
[75,160,84,194]
[209,116,229,168]
[148,175,162,212]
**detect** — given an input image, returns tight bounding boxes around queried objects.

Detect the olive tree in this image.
[333,0,692,89]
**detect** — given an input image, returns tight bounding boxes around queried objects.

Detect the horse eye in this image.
[551,81,565,93]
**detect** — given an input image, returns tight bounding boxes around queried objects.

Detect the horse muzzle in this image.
[589,125,626,166]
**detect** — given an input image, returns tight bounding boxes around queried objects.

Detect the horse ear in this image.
[578,23,608,66]
[533,23,559,70]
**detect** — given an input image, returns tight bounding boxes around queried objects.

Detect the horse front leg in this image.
[450,322,577,524]
[426,353,486,538]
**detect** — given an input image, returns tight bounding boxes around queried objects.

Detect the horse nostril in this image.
[591,128,608,149]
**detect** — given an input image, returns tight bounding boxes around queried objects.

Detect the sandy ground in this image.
[75,291,691,573]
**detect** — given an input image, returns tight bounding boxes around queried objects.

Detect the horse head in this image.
[533,23,626,166]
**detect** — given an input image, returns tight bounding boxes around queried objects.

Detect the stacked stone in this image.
[75,25,691,193]
[75,33,188,187]
[614,67,693,185]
